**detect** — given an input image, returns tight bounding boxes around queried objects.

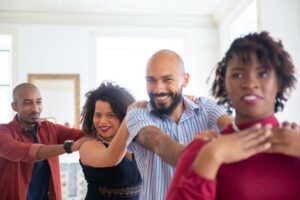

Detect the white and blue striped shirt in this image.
[126,97,226,200]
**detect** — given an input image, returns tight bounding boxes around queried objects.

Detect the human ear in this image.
[11,101,18,112]
[183,73,189,87]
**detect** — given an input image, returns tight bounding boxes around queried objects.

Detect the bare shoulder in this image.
[79,138,105,154]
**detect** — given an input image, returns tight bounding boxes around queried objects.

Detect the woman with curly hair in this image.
[167,32,300,200]
[79,81,141,200]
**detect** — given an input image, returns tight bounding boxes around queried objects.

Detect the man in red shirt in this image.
[0,83,85,200]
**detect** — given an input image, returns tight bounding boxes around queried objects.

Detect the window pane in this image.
[96,37,185,100]
[0,86,11,123]
[0,50,10,84]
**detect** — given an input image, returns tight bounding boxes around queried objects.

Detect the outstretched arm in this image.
[135,126,184,166]
[36,136,90,160]
[80,120,129,167]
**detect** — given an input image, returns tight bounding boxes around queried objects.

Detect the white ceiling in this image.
[0,0,237,16]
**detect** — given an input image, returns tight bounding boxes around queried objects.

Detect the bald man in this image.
[125,49,232,200]
[0,83,84,200]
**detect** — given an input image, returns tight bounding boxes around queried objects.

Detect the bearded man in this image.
[125,49,232,200]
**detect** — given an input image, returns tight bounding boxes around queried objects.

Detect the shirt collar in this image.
[11,114,41,132]
[222,114,278,134]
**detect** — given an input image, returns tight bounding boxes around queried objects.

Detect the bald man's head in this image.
[11,83,42,129]
[146,49,185,75]
[13,83,39,102]
[145,49,189,119]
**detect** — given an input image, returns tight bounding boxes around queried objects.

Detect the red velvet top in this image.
[167,115,300,200]
[0,116,83,200]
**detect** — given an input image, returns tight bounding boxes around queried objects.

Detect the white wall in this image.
[0,18,219,123]
[258,0,300,122]
[217,0,300,123]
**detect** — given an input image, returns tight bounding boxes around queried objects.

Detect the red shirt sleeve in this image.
[0,125,42,162]
[167,139,217,200]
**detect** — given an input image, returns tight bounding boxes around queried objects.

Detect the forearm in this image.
[105,120,128,165]
[136,126,184,166]
[36,144,65,160]
[192,145,221,180]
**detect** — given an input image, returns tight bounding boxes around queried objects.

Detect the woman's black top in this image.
[80,151,141,200]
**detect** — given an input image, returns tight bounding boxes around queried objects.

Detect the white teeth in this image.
[243,95,257,100]
[156,96,168,101]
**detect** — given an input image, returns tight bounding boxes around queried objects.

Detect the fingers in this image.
[194,130,219,141]
[291,123,300,132]
[242,129,272,151]
[127,100,148,111]
[282,121,300,131]
[234,124,272,154]
[184,95,198,103]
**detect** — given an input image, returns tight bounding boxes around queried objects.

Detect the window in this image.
[0,35,12,123]
[96,36,185,100]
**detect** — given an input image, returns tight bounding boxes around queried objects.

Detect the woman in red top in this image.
[167,31,300,200]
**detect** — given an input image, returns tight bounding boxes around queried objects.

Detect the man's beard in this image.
[149,90,183,117]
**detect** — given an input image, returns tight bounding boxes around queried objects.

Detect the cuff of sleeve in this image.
[29,144,44,161]
[177,169,217,199]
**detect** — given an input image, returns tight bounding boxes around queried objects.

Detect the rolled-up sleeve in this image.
[0,126,42,162]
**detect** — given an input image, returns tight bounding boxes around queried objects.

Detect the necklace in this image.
[96,134,110,145]
[231,120,240,132]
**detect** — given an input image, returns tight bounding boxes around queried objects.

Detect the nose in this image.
[152,80,165,94]
[99,115,109,123]
[242,74,259,90]
[32,103,41,112]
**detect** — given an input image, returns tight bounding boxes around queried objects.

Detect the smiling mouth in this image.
[242,94,262,104]
[154,95,169,103]
[99,126,111,132]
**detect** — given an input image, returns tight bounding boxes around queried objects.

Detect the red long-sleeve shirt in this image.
[0,116,83,200]
[167,115,300,200]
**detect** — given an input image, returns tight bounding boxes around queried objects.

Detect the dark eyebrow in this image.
[161,75,173,79]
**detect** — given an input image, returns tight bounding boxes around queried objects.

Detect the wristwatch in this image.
[63,140,74,154]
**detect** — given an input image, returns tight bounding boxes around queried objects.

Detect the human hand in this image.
[184,95,198,103]
[203,124,272,165]
[127,100,148,111]
[281,121,300,132]
[72,136,93,152]
[193,129,220,141]
[267,127,300,157]
[192,124,272,179]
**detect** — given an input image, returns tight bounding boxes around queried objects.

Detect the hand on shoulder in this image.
[268,123,300,157]
[127,100,148,112]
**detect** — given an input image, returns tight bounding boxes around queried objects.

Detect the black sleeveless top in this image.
[80,152,141,200]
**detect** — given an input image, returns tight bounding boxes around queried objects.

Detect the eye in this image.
[231,72,243,79]
[23,100,33,106]
[259,70,268,78]
[94,113,101,118]
[36,100,42,105]
[163,77,173,83]
[107,113,116,119]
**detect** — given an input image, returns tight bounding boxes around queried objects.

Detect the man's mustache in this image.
[149,92,172,98]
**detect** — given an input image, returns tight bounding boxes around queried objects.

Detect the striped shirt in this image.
[126,97,226,200]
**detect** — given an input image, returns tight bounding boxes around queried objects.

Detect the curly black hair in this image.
[81,81,135,136]
[211,31,297,114]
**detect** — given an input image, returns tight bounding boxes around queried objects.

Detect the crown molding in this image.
[0,11,216,28]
